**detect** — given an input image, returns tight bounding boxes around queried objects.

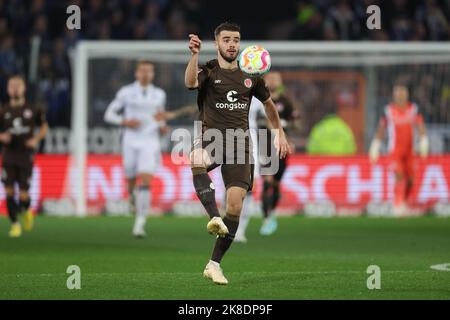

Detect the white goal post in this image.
[71,41,450,216]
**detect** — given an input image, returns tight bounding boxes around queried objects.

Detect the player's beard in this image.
[219,47,238,63]
[10,94,25,106]
[10,95,22,102]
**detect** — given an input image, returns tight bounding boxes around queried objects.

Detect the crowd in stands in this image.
[0,0,449,128]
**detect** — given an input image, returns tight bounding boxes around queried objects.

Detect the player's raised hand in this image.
[188,34,201,54]
[122,119,140,129]
[0,132,11,144]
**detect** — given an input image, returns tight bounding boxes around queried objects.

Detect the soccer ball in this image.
[238,45,271,76]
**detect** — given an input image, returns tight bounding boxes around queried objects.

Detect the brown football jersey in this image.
[0,103,46,153]
[194,59,270,131]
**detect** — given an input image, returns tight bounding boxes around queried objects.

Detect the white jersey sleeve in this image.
[104,87,128,125]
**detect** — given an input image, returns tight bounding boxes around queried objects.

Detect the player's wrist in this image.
[276,128,286,138]
[419,135,429,157]
[370,139,381,149]
[369,139,381,162]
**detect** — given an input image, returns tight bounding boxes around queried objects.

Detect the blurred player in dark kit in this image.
[0,75,48,237]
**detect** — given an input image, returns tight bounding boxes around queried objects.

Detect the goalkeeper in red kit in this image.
[369,83,428,216]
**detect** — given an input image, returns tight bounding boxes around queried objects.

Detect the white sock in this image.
[236,194,252,237]
[136,186,151,222]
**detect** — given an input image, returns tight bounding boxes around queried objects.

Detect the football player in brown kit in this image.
[185,22,292,285]
[0,75,48,237]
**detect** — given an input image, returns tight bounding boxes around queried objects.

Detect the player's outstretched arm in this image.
[417,122,429,158]
[185,34,201,89]
[369,121,385,163]
[154,105,197,121]
[0,132,11,144]
[0,111,10,144]
[26,122,48,149]
[263,98,292,159]
[104,93,140,129]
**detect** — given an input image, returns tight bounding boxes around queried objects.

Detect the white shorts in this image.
[122,142,161,178]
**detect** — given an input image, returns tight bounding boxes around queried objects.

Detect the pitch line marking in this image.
[430,263,450,271]
[0,270,436,278]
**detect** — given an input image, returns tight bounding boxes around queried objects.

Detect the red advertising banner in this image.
[0,154,448,215]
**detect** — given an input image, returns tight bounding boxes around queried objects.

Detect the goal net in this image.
[67,41,450,216]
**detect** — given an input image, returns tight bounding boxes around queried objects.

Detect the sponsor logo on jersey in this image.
[23,109,33,119]
[214,79,222,84]
[215,90,248,111]
[10,117,31,135]
[226,90,238,102]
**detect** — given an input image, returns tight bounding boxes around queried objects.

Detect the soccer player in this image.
[185,22,291,285]
[0,75,48,237]
[104,60,166,237]
[369,83,429,216]
[259,71,295,236]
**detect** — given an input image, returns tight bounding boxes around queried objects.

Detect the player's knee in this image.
[5,187,14,197]
[189,150,202,167]
[189,149,209,168]
[19,190,30,201]
[138,174,153,187]
[227,200,243,216]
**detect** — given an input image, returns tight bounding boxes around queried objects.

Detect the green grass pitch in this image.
[0,215,449,299]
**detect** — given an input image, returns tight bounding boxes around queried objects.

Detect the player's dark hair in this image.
[214,22,241,38]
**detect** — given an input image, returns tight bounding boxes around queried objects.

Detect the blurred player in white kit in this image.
[104,60,166,237]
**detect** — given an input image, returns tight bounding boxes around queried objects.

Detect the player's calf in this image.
[6,194,19,224]
[405,177,414,202]
[19,192,33,232]
[6,191,22,237]
[271,182,280,210]
[211,213,240,263]
[133,182,151,238]
[262,180,273,219]
[192,167,221,219]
